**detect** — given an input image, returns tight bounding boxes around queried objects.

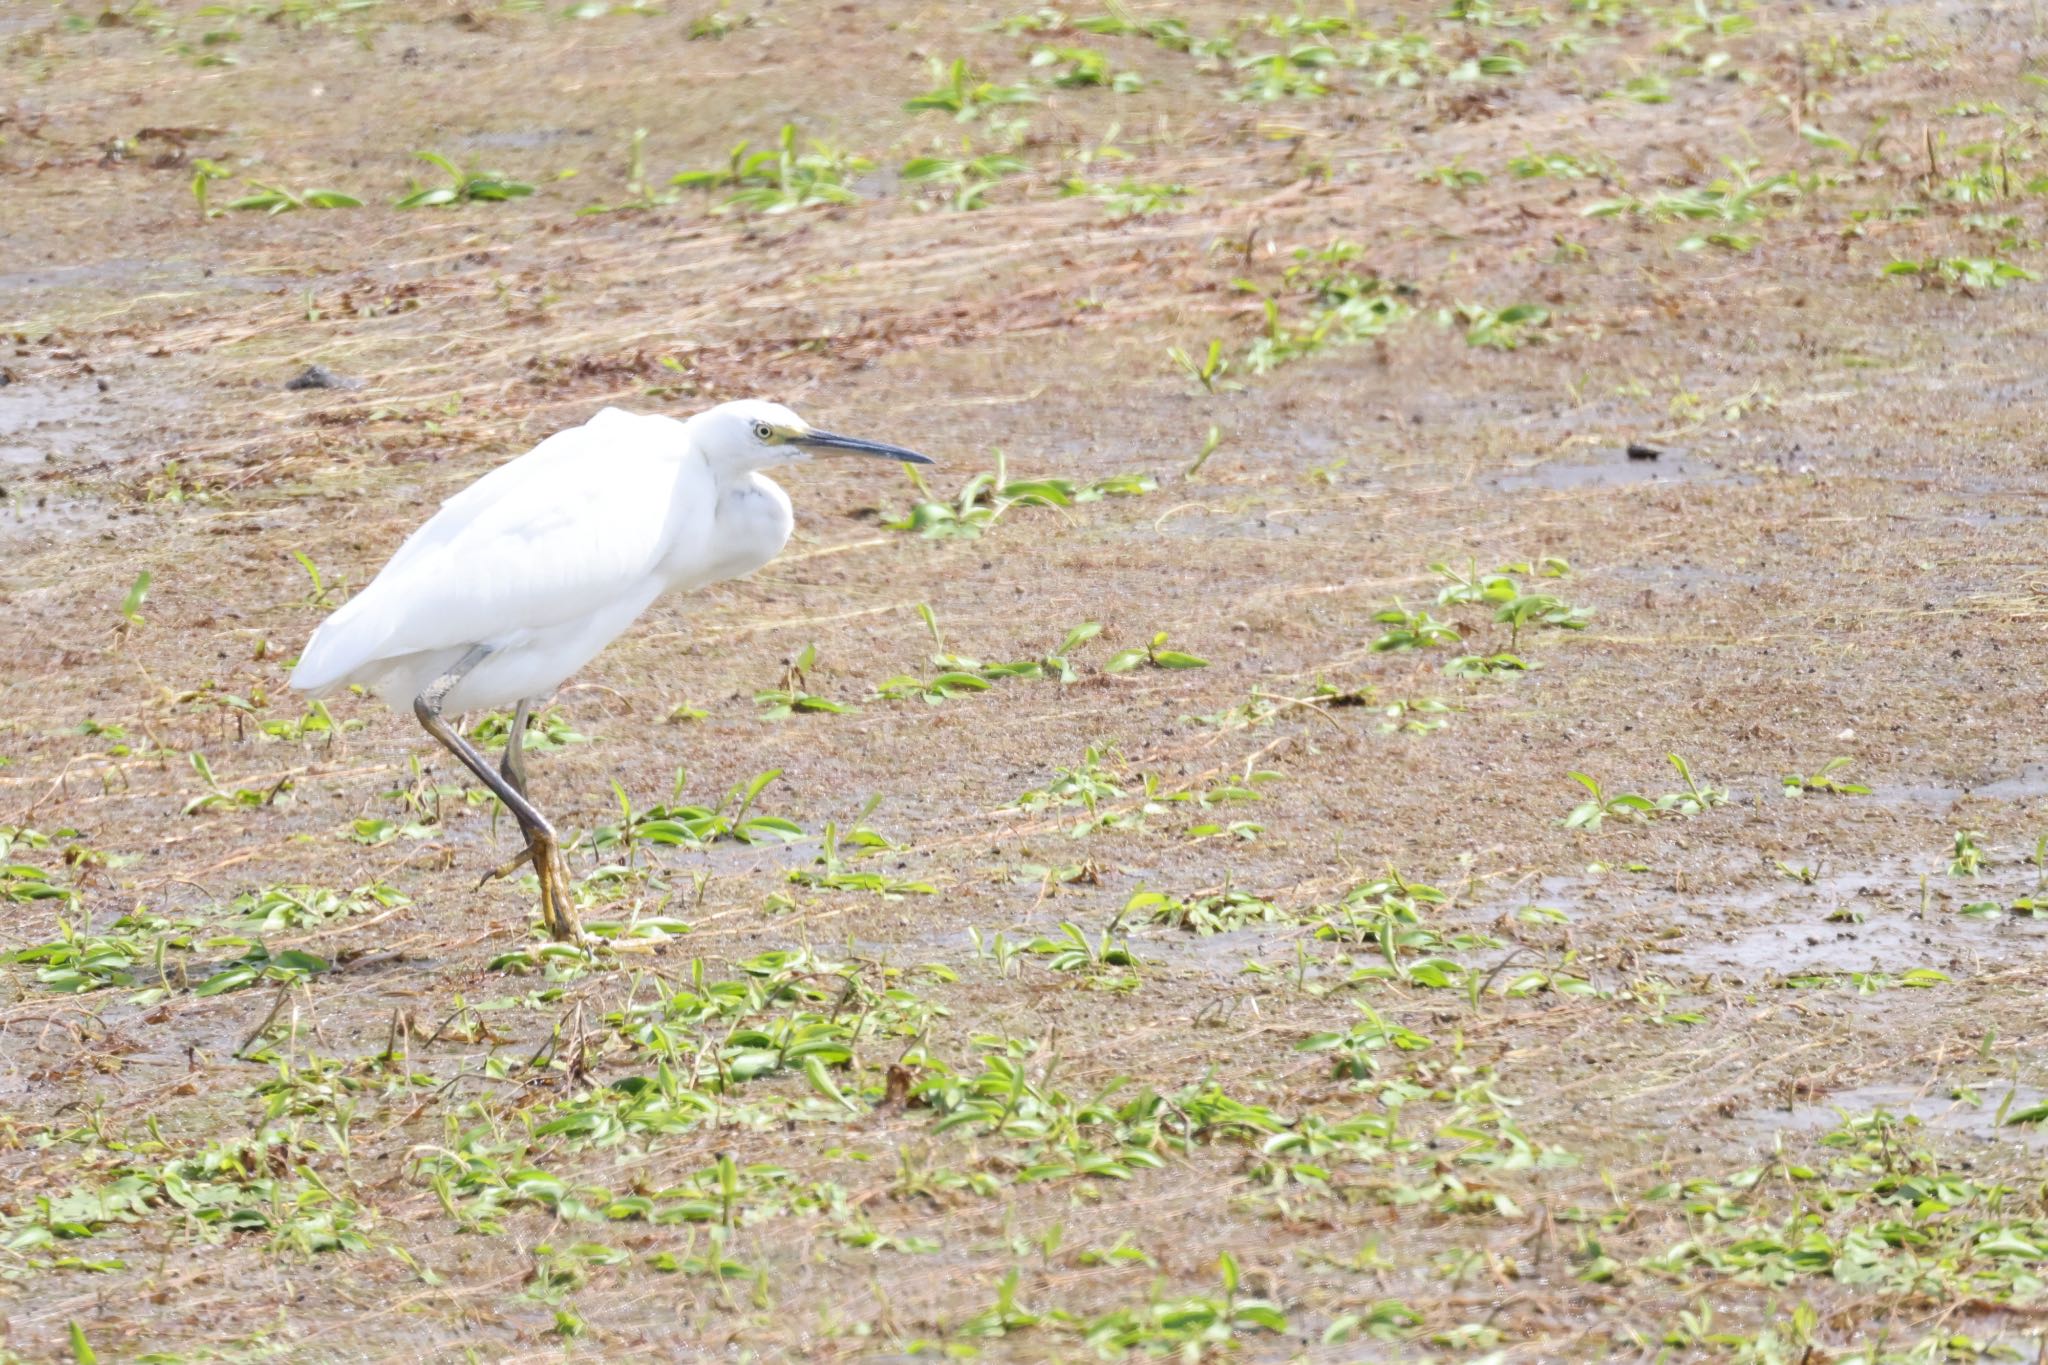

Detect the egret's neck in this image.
[691,470,793,589]
[724,468,790,511]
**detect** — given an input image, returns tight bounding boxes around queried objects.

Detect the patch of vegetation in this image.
[883,454,1155,538]
[1564,755,1729,829]
[672,124,868,213]
[1884,255,2039,291]
[901,147,1027,211]
[1782,756,1870,796]
[906,58,1040,121]
[220,181,362,215]
[755,644,854,718]
[591,768,804,851]
[394,150,535,207]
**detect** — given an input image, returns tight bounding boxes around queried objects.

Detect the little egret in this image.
[290,399,932,940]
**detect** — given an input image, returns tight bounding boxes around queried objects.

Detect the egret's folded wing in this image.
[292,410,699,692]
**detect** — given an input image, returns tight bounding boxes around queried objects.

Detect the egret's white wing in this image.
[292,409,705,693]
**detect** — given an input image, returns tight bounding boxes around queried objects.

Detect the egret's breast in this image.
[675,474,792,591]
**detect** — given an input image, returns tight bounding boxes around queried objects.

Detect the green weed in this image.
[394,150,535,208]
[592,768,804,850]
[1031,45,1141,91]
[901,148,1026,211]
[223,182,362,214]
[1167,339,1237,393]
[673,124,868,214]
[1781,757,1870,797]
[1884,256,2039,291]
[1565,755,1727,829]
[756,644,853,718]
[883,453,1154,538]
[906,58,1039,121]
[184,752,292,814]
[1371,606,1460,652]
[1103,631,1208,673]
[1443,302,1550,349]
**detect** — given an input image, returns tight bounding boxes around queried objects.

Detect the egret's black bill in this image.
[799,429,934,465]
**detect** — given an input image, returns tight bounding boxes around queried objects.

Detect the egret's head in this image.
[689,398,933,475]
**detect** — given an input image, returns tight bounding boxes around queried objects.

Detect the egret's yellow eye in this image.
[751,421,776,443]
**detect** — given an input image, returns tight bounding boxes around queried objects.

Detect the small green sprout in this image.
[901,149,1025,211]
[1371,606,1460,652]
[1564,771,1655,830]
[1781,757,1870,797]
[905,58,1040,121]
[1168,339,1236,393]
[224,182,362,214]
[1950,830,1987,877]
[395,150,536,208]
[671,124,868,214]
[1445,302,1550,350]
[119,571,151,627]
[756,644,853,718]
[1030,46,1141,91]
[1104,632,1208,673]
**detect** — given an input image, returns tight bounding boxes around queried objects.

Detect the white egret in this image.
[291,399,932,940]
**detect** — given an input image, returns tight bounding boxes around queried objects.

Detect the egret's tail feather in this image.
[289,599,396,696]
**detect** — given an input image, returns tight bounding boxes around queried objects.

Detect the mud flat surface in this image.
[6,1,2048,1359]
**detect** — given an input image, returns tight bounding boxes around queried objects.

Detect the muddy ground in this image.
[6,0,2048,1360]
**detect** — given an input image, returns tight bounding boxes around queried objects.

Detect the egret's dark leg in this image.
[414,653,580,942]
[501,697,534,799]
[476,697,540,889]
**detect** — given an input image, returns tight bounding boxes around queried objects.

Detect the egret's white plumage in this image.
[291,397,931,940]
[297,404,790,710]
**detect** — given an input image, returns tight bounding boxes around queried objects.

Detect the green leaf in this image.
[396,186,459,209]
[194,966,258,996]
[120,571,151,625]
[1057,621,1102,655]
[803,1055,859,1112]
[414,149,461,177]
[930,671,992,692]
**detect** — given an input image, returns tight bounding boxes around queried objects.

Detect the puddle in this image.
[1598,856,2048,977]
[1874,782,1968,811]
[0,258,286,300]
[1872,764,2048,810]
[0,491,115,543]
[1972,764,2048,801]
[1485,450,1750,494]
[1749,1082,2048,1150]
[0,376,123,467]
[460,128,598,151]
[1689,911,1945,975]
[1668,898,2044,977]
